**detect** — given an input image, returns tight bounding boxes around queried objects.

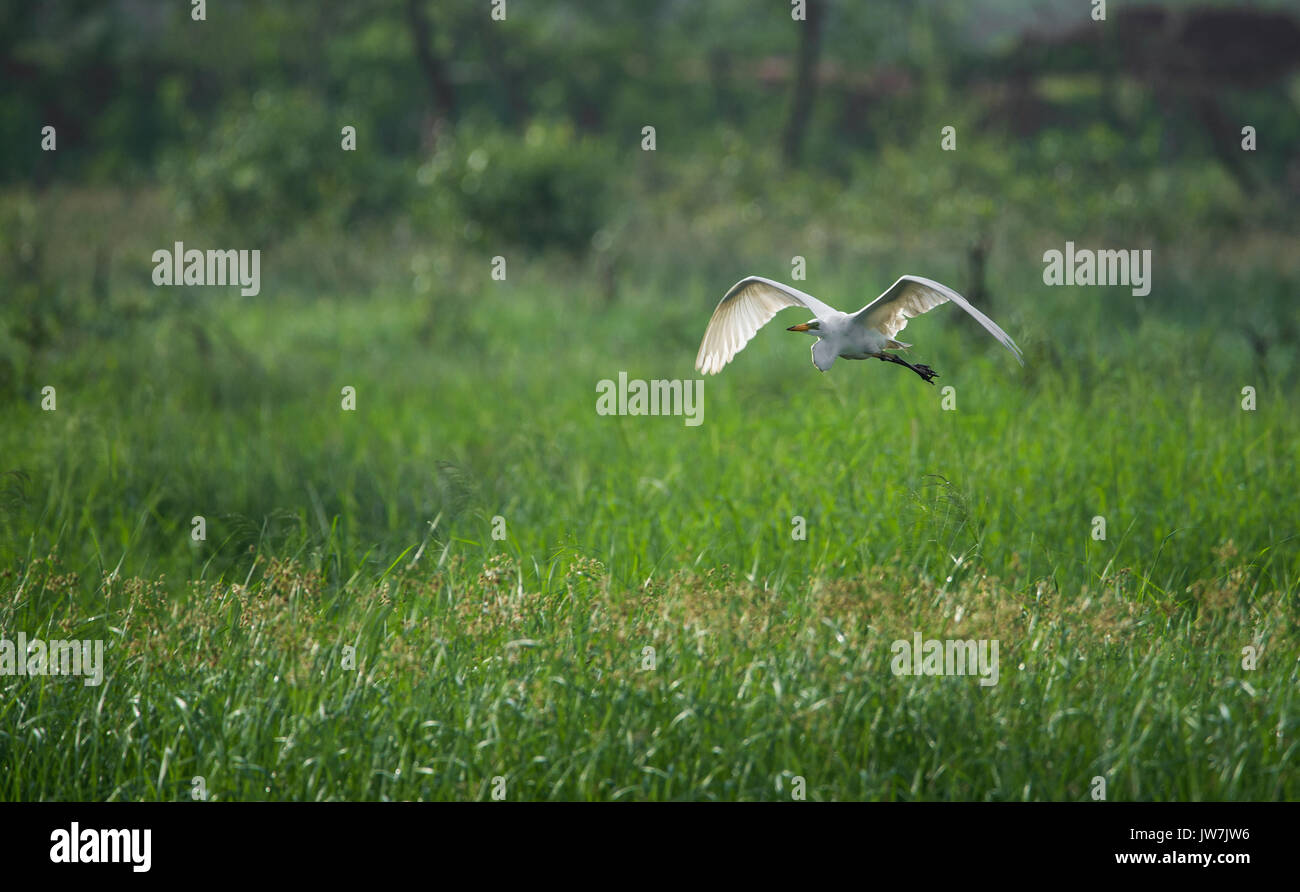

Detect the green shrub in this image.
[416,119,616,254]
[161,88,411,244]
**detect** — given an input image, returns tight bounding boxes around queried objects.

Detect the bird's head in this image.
[786,320,820,335]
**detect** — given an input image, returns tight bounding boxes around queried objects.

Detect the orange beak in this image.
[787,323,812,332]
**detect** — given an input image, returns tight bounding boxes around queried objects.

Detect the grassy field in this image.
[1,199,1296,800]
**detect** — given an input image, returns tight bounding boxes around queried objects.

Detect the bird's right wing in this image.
[695,276,838,375]
[853,275,1024,366]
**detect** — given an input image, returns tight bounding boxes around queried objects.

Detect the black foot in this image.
[877,352,939,384]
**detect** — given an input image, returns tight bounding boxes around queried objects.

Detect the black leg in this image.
[875,352,939,384]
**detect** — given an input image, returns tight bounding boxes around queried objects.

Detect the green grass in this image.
[1,210,1297,800]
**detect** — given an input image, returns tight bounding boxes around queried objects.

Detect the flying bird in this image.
[694,275,1023,382]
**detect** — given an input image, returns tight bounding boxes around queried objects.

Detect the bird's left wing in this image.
[853,275,1024,366]
[695,276,837,375]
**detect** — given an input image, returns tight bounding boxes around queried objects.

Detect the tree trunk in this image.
[782,0,826,167]
[406,0,457,135]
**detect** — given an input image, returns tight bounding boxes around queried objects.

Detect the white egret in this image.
[694,275,1024,383]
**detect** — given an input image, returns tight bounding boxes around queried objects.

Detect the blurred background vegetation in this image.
[1,0,1298,582]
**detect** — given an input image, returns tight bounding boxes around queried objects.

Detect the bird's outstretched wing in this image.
[695,277,838,375]
[853,275,1024,366]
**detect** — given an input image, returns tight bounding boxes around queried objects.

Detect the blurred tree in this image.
[406,0,458,147]
[782,0,826,167]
